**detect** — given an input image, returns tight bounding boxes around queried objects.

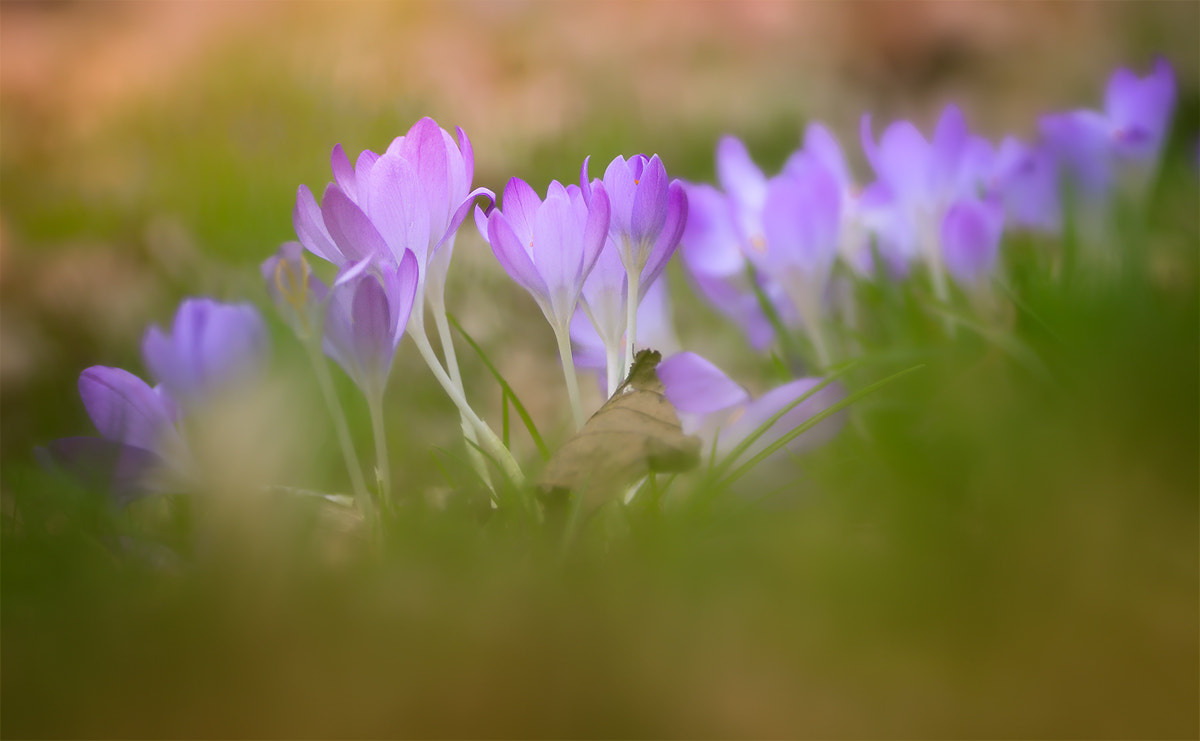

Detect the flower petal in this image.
[942,196,1005,284]
[658,352,749,415]
[365,153,432,267]
[488,210,548,300]
[719,378,846,463]
[79,366,175,452]
[321,184,390,263]
[630,153,669,248]
[293,185,344,264]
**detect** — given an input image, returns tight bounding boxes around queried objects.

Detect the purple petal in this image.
[456,126,475,187]
[680,183,744,278]
[500,177,543,245]
[761,157,842,276]
[142,299,267,403]
[941,196,1005,284]
[293,185,344,264]
[630,153,669,247]
[331,144,357,203]
[387,249,420,346]
[640,179,688,297]
[321,184,390,263]
[658,352,749,415]
[602,155,637,238]
[719,378,847,462]
[930,104,969,194]
[803,122,852,189]
[350,275,394,391]
[532,192,584,323]
[716,136,767,208]
[365,153,432,267]
[1039,110,1113,197]
[488,211,549,299]
[436,185,495,257]
[79,366,175,452]
[580,182,611,280]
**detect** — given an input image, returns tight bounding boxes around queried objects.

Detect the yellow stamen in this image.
[274,254,311,313]
[750,234,767,254]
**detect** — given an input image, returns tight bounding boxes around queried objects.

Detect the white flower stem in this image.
[605,342,621,399]
[624,267,641,377]
[428,293,494,490]
[409,319,525,487]
[553,324,586,430]
[301,334,373,520]
[366,390,392,508]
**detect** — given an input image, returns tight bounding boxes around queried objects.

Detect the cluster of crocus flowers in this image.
[40,299,268,503]
[41,58,1181,516]
[680,60,1177,367]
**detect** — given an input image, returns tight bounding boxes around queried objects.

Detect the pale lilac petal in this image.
[1040,110,1113,196]
[875,121,931,202]
[474,203,491,243]
[293,185,344,264]
[365,153,431,266]
[658,352,749,415]
[350,275,394,389]
[142,299,267,403]
[79,366,175,452]
[321,184,390,263]
[803,122,852,188]
[716,136,767,207]
[488,211,548,299]
[602,155,636,237]
[354,150,380,192]
[456,126,475,187]
[630,154,669,247]
[719,378,846,462]
[387,249,420,346]
[532,193,583,322]
[331,144,357,202]
[930,104,969,194]
[332,256,373,288]
[436,186,495,257]
[400,118,451,236]
[640,179,687,296]
[942,196,1005,284]
[580,182,611,278]
[761,157,841,276]
[501,177,542,244]
[680,183,744,278]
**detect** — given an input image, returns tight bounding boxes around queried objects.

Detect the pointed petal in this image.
[331,144,357,202]
[293,185,344,264]
[640,180,688,297]
[365,153,432,266]
[719,378,847,462]
[716,136,767,208]
[321,184,390,263]
[79,366,175,452]
[501,176,542,244]
[387,249,420,346]
[488,211,548,299]
[942,196,1005,284]
[580,182,611,278]
[658,352,749,415]
[533,193,584,323]
[630,154,669,250]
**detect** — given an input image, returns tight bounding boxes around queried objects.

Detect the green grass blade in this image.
[705,359,862,484]
[446,313,550,461]
[501,392,511,450]
[717,364,925,489]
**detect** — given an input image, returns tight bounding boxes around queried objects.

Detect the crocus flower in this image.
[141,298,268,406]
[261,241,329,338]
[987,138,1061,234]
[571,276,680,392]
[477,176,611,427]
[322,250,419,403]
[38,366,186,503]
[479,177,611,332]
[657,352,845,467]
[1040,59,1175,205]
[941,196,1006,285]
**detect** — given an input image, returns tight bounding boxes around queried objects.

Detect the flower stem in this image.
[605,342,621,399]
[367,391,391,508]
[429,295,495,490]
[409,319,525,487]
[624,267,641,377]
[554,324,586,430]
[302,334,373,520]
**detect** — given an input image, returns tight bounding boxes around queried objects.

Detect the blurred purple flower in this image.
[141,298,268,405]
[941,196,1006,285]
[322,250,419,402]
[261,241,330,337]
[1040,59,1176,199]
[657,352,845,465]
[477,177,611,331]
[987,138,1062,233]
[570,276,680,379]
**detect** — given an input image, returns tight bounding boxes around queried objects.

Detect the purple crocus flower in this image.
[38,365,186,503]
[941,196,1006,285]
[293,117,492,297]
[322,250,419,403]
[987,138,1061,234]
[570,276,680,388]
[1040,59,1176,200]
[657,351,845,466]
[141,298,268,406]
[478,177,611,332]
[261,241,330,337]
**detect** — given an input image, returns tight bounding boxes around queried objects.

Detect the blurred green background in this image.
[2,1,1197,737]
